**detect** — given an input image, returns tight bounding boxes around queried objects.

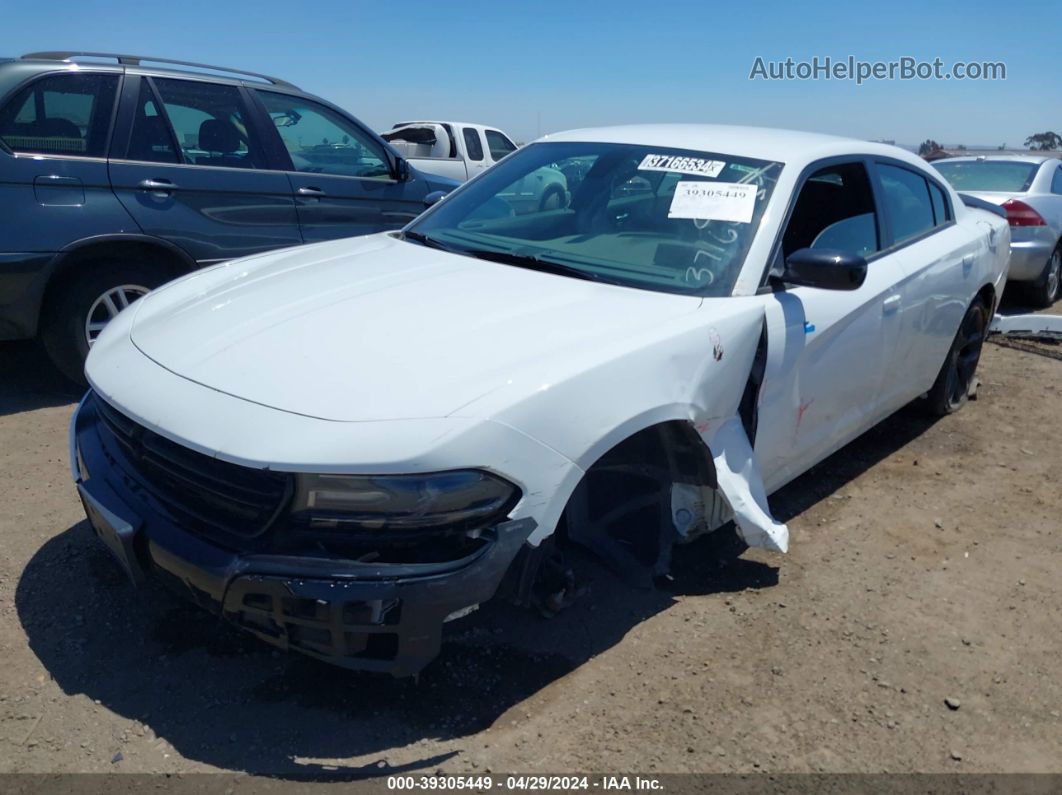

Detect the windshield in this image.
[933,160,1039,193]
[406,141,783,297]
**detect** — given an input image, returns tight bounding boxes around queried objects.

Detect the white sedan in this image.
[72,125,1010,675]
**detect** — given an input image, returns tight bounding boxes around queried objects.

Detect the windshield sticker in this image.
[668,181,757,223]
[638,154,725,178]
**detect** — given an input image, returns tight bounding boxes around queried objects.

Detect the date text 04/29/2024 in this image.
[386,775,664,791]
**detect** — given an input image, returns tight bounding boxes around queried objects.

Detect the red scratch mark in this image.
[796,398,814,428]
[694,419,713,434]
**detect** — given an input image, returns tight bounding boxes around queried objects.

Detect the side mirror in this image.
[394,156,411,182]
[782,248,867,291]
[423,190,448,208]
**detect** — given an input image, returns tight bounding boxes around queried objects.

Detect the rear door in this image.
[0,70,128,254]
[871,160,981,407]
[253,90,430,242]
[108,76,301,265]
[461,126,489,179]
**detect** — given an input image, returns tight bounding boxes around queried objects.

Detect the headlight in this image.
[291,470,519,534]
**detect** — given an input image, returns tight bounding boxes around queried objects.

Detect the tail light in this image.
[1002,199,1046,227]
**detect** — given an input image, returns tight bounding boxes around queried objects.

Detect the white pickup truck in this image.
[382,121,569,212]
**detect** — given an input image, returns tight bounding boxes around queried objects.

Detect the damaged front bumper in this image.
[71,393,535,677]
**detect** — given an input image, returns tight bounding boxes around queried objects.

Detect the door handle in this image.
[296,186,325,197]
[882,294,901,315]
[137,178,177,193]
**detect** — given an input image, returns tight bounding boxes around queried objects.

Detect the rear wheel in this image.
[1025,245,1061,308]
[41,260,169,385]
[925,296,989,416]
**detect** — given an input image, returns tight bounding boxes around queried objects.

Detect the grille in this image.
[91,393,293,544]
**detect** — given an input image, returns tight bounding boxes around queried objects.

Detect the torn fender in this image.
[702,416,789,553]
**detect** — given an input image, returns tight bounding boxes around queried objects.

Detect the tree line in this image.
[918,131,1062,156]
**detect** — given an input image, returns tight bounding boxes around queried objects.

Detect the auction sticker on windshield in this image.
[668,181,757,223]
[638,153,725,178]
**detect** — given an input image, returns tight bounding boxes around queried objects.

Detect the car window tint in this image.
[485,129,516,161]
[463,127,484,161]
[126,79,178,163]
[0,72,118,157]
[878,164,935,245]
[258,91,390,179]
[783,162,880,259]
[929,181,950,225]
[1052,166,1062,196]
[151,78,262,169]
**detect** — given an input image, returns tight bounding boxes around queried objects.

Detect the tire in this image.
[539,185,566,211]
[41,260,170,385]
[925,296,989,417]
[1024,244,1061,309]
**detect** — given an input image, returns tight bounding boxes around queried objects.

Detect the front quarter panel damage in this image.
[704,417,789,553]
[471,298,789,555]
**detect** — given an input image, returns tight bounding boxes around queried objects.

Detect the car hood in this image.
[130,234,702,422]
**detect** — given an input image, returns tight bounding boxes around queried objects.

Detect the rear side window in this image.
[877,164,935,245]
[151,78,262,168]
[463,127,484,161]
[485,129,516,161]
[125,79,179,163]
[0,72,118,157]
[929,181,950,225]
[1052,166,1062,196]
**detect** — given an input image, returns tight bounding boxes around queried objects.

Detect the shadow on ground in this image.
[0,341,80,416]
[16,395,937,777]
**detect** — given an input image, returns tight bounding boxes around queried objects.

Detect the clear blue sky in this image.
[2,0,1057,148]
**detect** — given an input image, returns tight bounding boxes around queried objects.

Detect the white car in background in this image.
[72,125,1009,676]
[383,120,568,211]
[933,155,1062,306]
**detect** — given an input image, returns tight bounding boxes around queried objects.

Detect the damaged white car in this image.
[72,125,1010,675]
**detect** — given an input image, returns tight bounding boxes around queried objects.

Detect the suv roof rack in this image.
[20,51,299,90]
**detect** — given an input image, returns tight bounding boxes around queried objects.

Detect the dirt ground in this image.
[0,300,1060,781]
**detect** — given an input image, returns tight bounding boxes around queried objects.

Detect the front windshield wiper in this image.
[401,230,465,254]
[403,231,603,283]
[459,246,604,283]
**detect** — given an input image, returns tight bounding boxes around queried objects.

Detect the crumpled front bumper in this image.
[71,394,535,677]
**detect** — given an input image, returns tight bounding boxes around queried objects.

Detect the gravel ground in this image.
[0,300,1060,780]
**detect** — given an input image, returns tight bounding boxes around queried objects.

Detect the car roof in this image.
[397,121,506,132]
[536,123,919,166]
[933,154,1057,165]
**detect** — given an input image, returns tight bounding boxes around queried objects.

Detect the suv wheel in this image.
[42,261,170,385]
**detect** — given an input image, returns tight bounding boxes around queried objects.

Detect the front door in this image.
[254,90,429,242]
[755,160,904,491]
[108,76,301,264]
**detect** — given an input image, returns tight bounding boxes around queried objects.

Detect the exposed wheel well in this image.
[975,282,996,316]
[559,420,718,586]
[41,241,191,323]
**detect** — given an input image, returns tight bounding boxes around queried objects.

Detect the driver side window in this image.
[782,162,880,259]
[257,91,390,180]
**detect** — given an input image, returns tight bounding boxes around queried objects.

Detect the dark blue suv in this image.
[0,52,457,382]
